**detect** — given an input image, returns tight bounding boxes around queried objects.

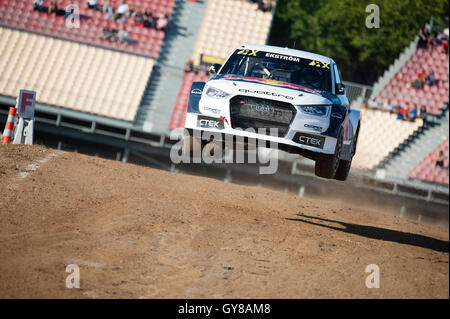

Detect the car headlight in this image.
[205,86,230,99]
[298,105,330,117]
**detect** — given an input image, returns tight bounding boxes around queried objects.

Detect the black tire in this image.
[334,158,352,181]
[314,130,343,179]
[334,125,359,181]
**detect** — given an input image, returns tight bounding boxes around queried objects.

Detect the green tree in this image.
[269,0,449,84]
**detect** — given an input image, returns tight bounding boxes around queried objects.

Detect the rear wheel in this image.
[314,130,343,179]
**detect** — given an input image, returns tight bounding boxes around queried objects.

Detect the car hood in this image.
[207,75,336,105]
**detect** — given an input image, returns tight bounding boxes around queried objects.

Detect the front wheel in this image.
[335,125,359,181]
[334,158,352,181]
[314,131,343,179]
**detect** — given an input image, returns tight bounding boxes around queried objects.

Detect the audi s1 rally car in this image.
[183,44,360,180]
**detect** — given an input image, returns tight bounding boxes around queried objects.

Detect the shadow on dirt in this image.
[286,214,449,253]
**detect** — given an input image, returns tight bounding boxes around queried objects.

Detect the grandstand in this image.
[0,26,153,121]
[0,0,174,58]
[373,45,449,115]
[409,138,449,185]
[352,109,424,170]
[191,0,274,66]
[360,26,449,190]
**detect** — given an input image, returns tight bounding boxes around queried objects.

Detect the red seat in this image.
[0,0,175,58]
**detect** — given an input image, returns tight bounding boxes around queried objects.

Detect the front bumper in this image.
[184,112,338,157]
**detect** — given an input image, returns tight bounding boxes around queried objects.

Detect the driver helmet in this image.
[300,67,322,88]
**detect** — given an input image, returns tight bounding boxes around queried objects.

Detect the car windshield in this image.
[219,49,332,92]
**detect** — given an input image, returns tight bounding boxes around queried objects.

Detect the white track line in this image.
[17,151,61,179]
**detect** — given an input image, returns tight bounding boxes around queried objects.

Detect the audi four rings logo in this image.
[191,89,202,95]
[238,89,294,100]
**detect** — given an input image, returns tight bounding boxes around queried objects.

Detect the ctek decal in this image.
[238,89,294,100]
[197,115,224,130]
[293,132,325,149]
[191,88,203,95]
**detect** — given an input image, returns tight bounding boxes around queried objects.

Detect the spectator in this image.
[419,105,428,122]
[102,0,112,13]
[435,150,445,168]
[103,0,114,20]
[156,11,169,31]
[143,8,155,28]
[383,99,394,113]
[426,71,437,86]
[118,25,129,44]
[33,0,45,12]
[442,37,449,56]
[408,104,418,121]
[134,10,144,27]
[397,104,409,120]
[411,69,426,89]
[102,25,118,41]
[418,26,431,49]
[126,5,137,18]
[367,97,377,109]
[116,1,129,20]
[88,0,99,10]
[48,0,58,15]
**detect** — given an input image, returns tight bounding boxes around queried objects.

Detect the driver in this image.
[292,67,322,89]
[250,63,271,79]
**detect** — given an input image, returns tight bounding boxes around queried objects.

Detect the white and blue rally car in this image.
[184,44,360,181]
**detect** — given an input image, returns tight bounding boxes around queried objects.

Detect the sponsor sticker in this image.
[191,88,202,95]
[204,106,221,114]
[304,124,324,132]
[238,88,294,100]
[197,115,225,130]
[265,52,301,63]
[293,132,325,149]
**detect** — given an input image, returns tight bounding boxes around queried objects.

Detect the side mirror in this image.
[209,63,222,75]
[336,83,346,95]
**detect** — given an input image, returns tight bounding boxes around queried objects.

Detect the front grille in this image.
[229,95,296,137]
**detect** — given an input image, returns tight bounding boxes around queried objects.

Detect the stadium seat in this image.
[0,26,154,121]
[0,0,175,59]
[374,43,449,116]
[409,138,449,185]
[191,0,274,65]
[352,109,424,170]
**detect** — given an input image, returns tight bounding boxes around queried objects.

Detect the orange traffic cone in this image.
[2,107,17,144]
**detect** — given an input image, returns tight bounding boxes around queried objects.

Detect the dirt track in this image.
[0,145,448,298]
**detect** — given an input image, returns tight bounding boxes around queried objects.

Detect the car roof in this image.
[238,44,334,65]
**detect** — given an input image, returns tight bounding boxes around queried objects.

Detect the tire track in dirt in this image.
[0,145,448,298]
